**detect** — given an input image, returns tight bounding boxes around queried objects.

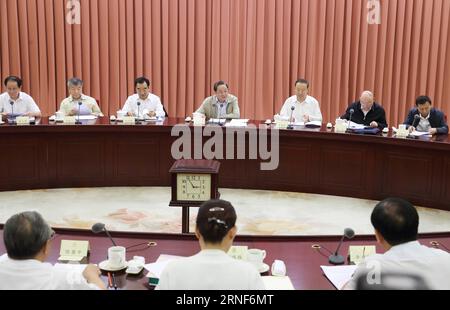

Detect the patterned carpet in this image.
[1,187,450,236]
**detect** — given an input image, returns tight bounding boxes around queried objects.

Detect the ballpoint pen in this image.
[112,272,118,290]
[107,272,113,288]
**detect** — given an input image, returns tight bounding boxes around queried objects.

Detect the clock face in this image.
[177,173,212,201]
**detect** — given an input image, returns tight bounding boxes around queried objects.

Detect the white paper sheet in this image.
[320,265,358,290]
[347,121,366,130]
[409,131,431,137]
[262,276,295,290]
[144,254,185,279]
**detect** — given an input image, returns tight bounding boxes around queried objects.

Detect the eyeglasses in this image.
[48,229,56,241]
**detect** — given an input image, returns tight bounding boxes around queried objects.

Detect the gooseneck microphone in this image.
[412,114,420,129]
[287,106,295,130]
[329,228,355,265]
[136,101,142,124]
[9,101,15,123]
[91,223,117,246]
[75,102,82,124]
[346,108,355,132]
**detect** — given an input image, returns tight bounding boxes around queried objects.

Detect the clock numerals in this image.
[177,173,211,201]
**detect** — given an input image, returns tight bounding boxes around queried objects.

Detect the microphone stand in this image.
[346,109,355,133]
[9,101,15,124]
[136,101,142,125]
[328,234,347,265]
[75,102,82,124]
[287,106,295,130]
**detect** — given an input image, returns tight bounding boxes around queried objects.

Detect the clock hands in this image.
[188,179,200,189]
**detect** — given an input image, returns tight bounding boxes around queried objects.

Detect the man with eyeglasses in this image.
[0,211,105,290]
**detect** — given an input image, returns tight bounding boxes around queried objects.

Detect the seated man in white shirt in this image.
[157,199,265,290]
[0,76,42,121]
[344,198,450,290]
[121,77,165,119]
[0,211,105,290]
[280,79,323,123]
[59,78,104,117]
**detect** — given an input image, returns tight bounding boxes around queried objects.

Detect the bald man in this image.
[340,91,387,129]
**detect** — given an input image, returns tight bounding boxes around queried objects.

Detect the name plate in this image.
[396,128,409,138]
[335,123,347,133]
[348,245,376,265]
[228,245,248,261]
[63,116,76,124]
[275,120,289,129]
[193,118,206,126]
[58,240,89,262]
[16,116,30,126]
[122,116,136,125]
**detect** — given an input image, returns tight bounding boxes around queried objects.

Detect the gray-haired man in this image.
[58,78,103,117]
[0,211,105,290]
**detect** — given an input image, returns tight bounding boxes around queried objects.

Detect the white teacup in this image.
[247,249,266,270]
[117,111,126,120]
[108,246,126,269]
[55,111,64,121]
[399,124,407,131]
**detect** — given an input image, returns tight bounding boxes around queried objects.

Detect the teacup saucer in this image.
[99,260,128,272]
[258,263,270,274]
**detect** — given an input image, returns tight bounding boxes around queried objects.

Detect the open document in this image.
[321,265,358,290]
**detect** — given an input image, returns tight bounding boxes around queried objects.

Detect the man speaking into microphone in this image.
[195,80,240,120]
[280,79,322,123]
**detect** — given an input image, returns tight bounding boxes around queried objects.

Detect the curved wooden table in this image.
[1,117,449,211]
[1,228,449,290]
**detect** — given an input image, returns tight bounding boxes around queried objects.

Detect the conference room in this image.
[1,0,450,294]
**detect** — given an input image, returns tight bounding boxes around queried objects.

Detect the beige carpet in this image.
[0,187,449,235]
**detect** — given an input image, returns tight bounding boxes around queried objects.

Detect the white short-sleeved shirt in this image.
[0,255,99,290]
[121,94,165,118]
[345,241,450,290]
[157,249,265,290]
[280,95,322,122]
[0,92,41,115]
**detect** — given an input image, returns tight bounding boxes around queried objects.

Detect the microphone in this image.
[346,108,355,132]
[91,223,117,246]
[136,101,141,124]
[287,106,295,130]
[9,101,15,124]
[329,228,355,265]
[75,102,82,124]
[411,114,420,129]
[218,103,224,126]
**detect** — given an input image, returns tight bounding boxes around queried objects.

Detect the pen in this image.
[112,272,117,290]
[362,246,366,258]
[107,272,113,288]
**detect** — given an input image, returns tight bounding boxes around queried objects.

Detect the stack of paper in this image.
[409,131,431,137]
[144,254,184,286]
[347,121,365,129]
[225,119,249,127]
[262,276,295,290]
[320,265,358,290]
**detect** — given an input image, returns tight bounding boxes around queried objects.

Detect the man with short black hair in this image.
[344,198,450,290]
[404,96,448,135]
[280,79,322,123]
[121,77,165,119]
[58,78,103,117]
[196,81,240,119]
[0,211,105,290]
[0,76,41,121]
